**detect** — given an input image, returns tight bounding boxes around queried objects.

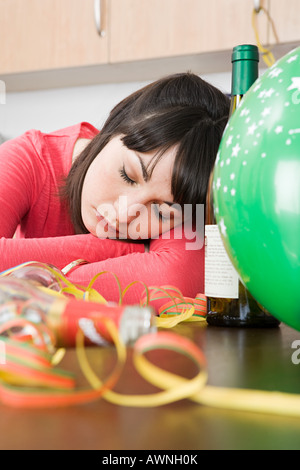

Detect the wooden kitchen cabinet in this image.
[109,0,300,64]
[0,0,299,79]
[0,0,108,74]
[269,0,300,45]
[109,0,267,63]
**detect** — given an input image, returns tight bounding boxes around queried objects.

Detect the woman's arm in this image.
[0,227,204,308]
[0,234,145,273]
[67,227,205,307]
[0,133,39,238]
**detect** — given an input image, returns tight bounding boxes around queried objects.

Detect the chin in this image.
[96,227,119,240]
[83,222,96,237]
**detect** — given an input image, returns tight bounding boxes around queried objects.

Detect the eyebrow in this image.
[134,152,175,207]
[135,152,151,183]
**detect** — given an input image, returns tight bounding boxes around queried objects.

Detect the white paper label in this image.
[205,225,239,299]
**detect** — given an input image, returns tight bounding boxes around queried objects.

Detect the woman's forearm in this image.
[0,234,145,273]
[0,229,204,309]
[67,232,205,306]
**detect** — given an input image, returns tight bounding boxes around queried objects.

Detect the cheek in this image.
[83,159,114,204]
[128,208,163,239]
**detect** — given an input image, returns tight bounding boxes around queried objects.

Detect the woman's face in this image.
[81,136,182,240]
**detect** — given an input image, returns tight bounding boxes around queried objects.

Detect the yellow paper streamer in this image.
[76,330,208,408]
[252,7,279,68]
[2,261,300,418]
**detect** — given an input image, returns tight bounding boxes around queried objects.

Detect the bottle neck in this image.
[231,59,259,97]
[229,94,244,116]
[206,47,259,226]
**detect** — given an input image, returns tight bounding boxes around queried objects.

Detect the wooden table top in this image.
[1,323,300,450]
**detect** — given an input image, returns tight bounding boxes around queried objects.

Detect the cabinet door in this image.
[0,0,108,74]
[269,0,300,44]
[109,0,265,63]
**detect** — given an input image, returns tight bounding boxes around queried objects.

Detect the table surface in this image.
[1,322,300,450]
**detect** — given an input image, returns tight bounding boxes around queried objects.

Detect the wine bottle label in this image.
[205,225,239,299]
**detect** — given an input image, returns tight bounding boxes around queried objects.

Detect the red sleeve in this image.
[0,234,145,272]
[0,132,42,238]
[0,228,204,309]
[67,227,205,308]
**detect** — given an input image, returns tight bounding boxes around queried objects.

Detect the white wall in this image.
[0,72,231,142]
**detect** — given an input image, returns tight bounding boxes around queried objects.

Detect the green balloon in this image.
[214,47,300,331]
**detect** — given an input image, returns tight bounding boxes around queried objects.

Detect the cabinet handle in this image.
[94,0,107,37]
[254,0,261,13]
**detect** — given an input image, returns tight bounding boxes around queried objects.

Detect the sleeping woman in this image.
[0,73,229,305]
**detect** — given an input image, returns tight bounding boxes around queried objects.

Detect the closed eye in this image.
[119,165,136,186]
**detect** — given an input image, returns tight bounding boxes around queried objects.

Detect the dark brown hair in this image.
[62,73,230,234]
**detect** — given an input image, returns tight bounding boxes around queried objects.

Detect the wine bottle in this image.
[205,45,280,328]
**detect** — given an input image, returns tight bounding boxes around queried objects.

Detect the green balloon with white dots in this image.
[213,47,300,331]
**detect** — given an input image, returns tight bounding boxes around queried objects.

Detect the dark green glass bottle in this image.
[229,44,260,114]
[205,45,280,328]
